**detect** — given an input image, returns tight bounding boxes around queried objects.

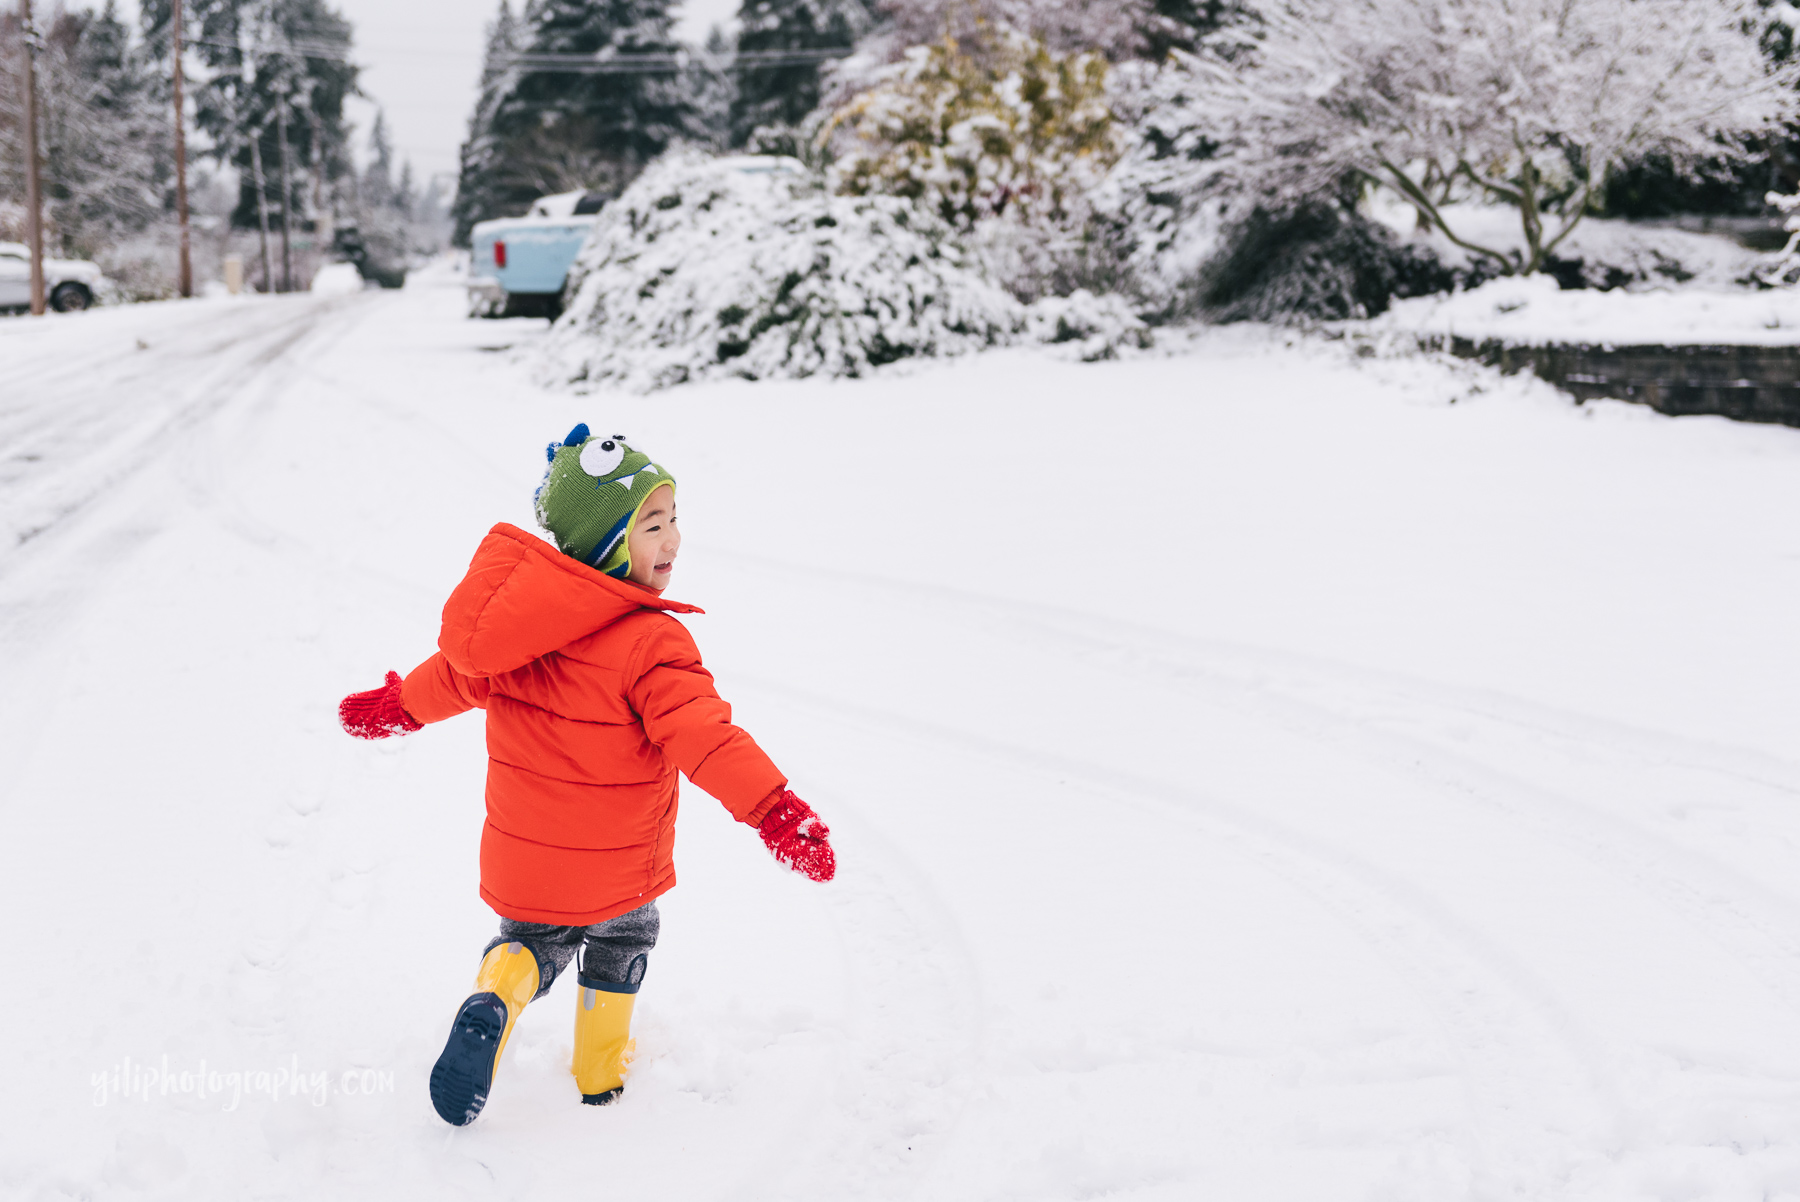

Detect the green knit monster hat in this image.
[534,424,677,578]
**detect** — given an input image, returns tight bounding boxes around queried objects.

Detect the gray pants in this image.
[483,901,660,1001]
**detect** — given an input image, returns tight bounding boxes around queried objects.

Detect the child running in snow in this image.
[337,425,835,1126]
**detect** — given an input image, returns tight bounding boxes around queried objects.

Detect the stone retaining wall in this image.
[1443,337,1800,428]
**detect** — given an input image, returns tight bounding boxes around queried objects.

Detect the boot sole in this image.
[581,1086,623,1106]
[430,993,508,1126]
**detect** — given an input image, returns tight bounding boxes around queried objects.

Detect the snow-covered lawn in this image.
[5,262,1800,1200]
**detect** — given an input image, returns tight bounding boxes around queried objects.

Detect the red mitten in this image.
[758,790,836,882]
[339,670,423,740]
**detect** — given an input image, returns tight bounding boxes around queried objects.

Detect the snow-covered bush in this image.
[538,151,1024,391]
[826,30,1118,231]
[1189,0,1800,276]
[1199,202,1456,323]
[1754,191,1800,287]
[1085,59,1233,317]
[1085,56,1453,323]
[1023,289,1151,359]
[823,28,1125,301]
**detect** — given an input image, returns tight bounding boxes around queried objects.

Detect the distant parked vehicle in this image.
[0,242,105,313]
[331,226,407,289]
[468,190,610,320]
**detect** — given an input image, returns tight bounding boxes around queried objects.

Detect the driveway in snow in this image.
[4,263,1800,1201]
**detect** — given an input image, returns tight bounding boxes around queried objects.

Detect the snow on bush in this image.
[1753,190,1800,287]
[823,29,1124,303]
[1023,289,1151,359]
[1087,59,1234,317]
[1189,0,1798,277]
[538,152,1148,392]
[826,31,1117,232]
[539,152,1021,391]
[1396,206,1769,292]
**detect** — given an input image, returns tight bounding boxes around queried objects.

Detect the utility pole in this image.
[250,127,273,291]
[19,0,45,315]
[276,86,293,293]
[171,0,192,298]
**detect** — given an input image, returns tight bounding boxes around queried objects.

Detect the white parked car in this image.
[0,242,105,312]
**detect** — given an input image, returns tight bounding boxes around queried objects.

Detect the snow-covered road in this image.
[5,263,1800,1201]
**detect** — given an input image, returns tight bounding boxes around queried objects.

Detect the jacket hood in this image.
[438,522,701,677]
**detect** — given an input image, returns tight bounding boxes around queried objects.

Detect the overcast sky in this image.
[133,0,743,186]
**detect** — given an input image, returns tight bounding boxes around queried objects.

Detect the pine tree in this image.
[0,3,170,256]
[487,0,699,198]
[354,109,411,274]
[395,160,416,218]
[729,0,874,147]
[55,4,170,252]
[363,108,396,210]
[160,0,359,239]
[451,0,523,244]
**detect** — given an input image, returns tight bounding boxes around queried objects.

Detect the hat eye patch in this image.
[579,439,626,478]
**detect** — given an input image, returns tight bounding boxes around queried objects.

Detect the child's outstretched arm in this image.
[338,654,490,739]
[629,622,836,882]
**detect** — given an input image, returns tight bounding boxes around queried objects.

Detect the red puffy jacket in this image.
[401,523,786,924]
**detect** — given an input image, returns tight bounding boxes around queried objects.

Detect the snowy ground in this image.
[1363,273,1800,347]
[5,262,1800,1201]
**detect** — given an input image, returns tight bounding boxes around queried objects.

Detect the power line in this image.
[182,36,857,74]
[502,47,857,73]
[188,35,357,63]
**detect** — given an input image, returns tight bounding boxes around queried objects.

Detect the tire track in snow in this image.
[734,674,1628,1202]
[719,554,1800,1022]
[0,294,367,562]
[962,602,1800,1023]
[766,801,985,1199]
[723,555,1800,1193]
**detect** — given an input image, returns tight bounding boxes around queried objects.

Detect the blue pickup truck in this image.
[467,190,608,319]
[466,161,806,321]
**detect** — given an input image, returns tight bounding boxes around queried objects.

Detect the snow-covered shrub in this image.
[1199,202,1457,323]
[1188,0,1800,276]
[1023,289,1151,359]
[1085,58,1233,318]
[1084,55,1452,323]
[1753,191,1800,286]
[826,30,1119,231]
[538,151,1025,391]
[1383,202,1770,292]
[824,27,1125,301]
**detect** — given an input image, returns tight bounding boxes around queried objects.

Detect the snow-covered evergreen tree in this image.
[171,0,359,241]
[484,0,698,200]
[451,0,524,243]
[362,109,397,211]
[48,4,170,252]
[352,109,416,273]
[829,30,1117,230]
[0,3,170,258]
[1189,0,1800,275]
[729,0,875,146]
[827,28,1119,298]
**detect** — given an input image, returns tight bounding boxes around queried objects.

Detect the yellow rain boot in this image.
[572,972,638,1105]
[429,941,540,1126]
